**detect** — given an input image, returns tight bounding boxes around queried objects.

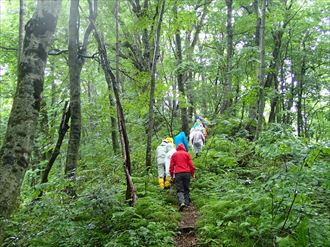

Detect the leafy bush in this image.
[4,174,180,247]
[192,125,330,247]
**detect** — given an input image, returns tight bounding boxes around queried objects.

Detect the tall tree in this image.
[65,0,96,189]
[255,0,267,139]
[267,1,295,123]
[0,0,62,240]
[296,32,308,137]
[221,0,233,113]
[93,4,137,205]
[145,0,166,170]
[173,0,189,135]
[248,0,261,122]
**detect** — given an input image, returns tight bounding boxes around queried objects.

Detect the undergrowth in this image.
[192,120,330,247]
[3,119,329,247]
[3,159,180,247]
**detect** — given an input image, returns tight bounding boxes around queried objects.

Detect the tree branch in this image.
[0,46,17,51]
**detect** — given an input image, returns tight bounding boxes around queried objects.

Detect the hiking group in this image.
[155,115,208,211]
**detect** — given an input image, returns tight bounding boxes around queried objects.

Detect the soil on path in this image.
[174,205,199,247]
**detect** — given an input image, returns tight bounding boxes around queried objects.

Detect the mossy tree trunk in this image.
[0,0,62,240]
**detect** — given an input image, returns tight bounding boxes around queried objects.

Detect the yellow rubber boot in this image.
[158,178,165,189]
[164,177,172,189]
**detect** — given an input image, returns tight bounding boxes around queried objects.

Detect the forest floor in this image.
[174,205,199,247]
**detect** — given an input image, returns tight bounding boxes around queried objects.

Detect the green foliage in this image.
[4,172,180,247]
[1,0,329,246]
[255,124,306,162]
[192,118,330,247]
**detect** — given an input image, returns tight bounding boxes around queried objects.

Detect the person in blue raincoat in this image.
[173,131,189,152]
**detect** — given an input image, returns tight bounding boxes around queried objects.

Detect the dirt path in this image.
[174,205,199,247]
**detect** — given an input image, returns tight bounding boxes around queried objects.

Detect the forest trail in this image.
[174,205,199,247]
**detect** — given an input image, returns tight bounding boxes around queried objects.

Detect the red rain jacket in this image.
[170,144,195,178]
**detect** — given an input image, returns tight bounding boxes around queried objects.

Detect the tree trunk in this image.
[146,0,165,170]
[109,96,120,154]
[0,0,61,239]
[37,102,71,199]
[255,0,267,139]
[221,0,233,114]
[113,0,121,154]
[93,6,137,205]
[103,58,120,154]
[65,0,96,190]
[297,51,306,136]
[267,30,283,123]
[174,1,189,135]
[285,69,295,124]
[248,0,260,121]
[65,0,82,187]
[186,71,194,121]
[17,0,25,76]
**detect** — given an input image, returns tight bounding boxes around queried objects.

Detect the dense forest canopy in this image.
[0,0,329,246]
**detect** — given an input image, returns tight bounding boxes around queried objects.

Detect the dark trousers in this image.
[174,172,191,206]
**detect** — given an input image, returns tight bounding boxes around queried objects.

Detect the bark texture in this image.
[255,0,267,139]
[0,0,61,239]
[221,0,233,113]
[65,0,96,186]
[65,0,82,182]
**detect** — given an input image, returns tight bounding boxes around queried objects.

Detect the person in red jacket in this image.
[170,144,195,211]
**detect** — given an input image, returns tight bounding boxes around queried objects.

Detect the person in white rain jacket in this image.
[156,137,175,189]
[189,128,205,156]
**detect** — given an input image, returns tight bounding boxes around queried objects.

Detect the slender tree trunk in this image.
[93,8,137,205]
[37,102,71,199]
[221,0,233,114]
[255,0,267,139]
[142,0,151,70]
[285,69,295,124]
[268,30,283,123]
[297,64,305,137]
[254,0,261,47]
[174,1,189,135]
[17,0,25,76]
[0,0,61,240]
[95,13,120,155]
[113,0,121,154]
[186,71,194,121]
[185,2,208,122]
[146,0,165,170]
[297,33,308,136]
[248,0,260,121]
[103,60,120,154]
[65,0,82,187]
[65,0,96,190]
[280,37,290,124]
[109,97,119,154]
